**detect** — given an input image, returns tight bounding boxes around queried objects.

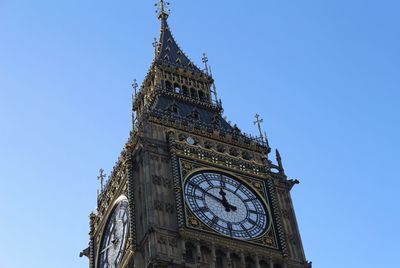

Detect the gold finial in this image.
[97,168,106,192]
[155,0,170,19]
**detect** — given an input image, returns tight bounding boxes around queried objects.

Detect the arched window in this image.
[200,246,212,264]
[171,104,179,114]
[190,88,198,99]
[260,261,269,268]
[165,81,173,91]
[231,253,241,268]
[245,257,255,268]
[182,86,189,96]
[185,242,195,262]
[216,250,225,268]
[198,90,205,100]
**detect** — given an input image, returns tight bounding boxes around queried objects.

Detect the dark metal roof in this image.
[153,95,233,132]
[155,17,204,73]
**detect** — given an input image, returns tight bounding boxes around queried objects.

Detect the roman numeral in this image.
[201,174,214,187]
[243,197,257,203]
[248,218,258,226]
[195,206,209,213]
[234,185,241,194]
[210,216,219,227]
[220,174,226,188]
[240,223,251,237]
[227,222,233,236]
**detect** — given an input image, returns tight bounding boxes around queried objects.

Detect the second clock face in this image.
[184,171,269,240]
[98,199,129,268]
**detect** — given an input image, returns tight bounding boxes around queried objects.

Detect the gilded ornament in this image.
[189,217,200,227]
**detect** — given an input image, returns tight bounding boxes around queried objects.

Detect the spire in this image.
[154,1,205,74]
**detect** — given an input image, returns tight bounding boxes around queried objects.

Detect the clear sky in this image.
[0,0,399,267]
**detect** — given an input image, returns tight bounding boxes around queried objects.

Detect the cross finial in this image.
[254,114,269,146]
[202,53,209,74]
[131,79,138,96]
[97,168,106,192]
[155,0,170,19]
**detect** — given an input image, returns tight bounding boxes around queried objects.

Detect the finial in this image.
[152,38,159,56]
[155,0,170,19]
[208,65,219,105]
[276,149,285,175]
[97,168,106,192]
[254,114,264,141]
[131,79,138,96]
[202,53,210,74]
[131,79,137,130]
[253,114,270,148]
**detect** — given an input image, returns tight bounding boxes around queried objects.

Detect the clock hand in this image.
[204,190,225,203]
[100,237,120,254]
[219,189,237,212]
[195,186,225,203]
[197,186,238,212]
[201,188,238,212]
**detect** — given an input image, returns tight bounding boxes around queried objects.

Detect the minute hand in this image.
[204,190,225,203]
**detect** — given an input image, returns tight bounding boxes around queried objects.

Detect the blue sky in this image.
[0,0,399,267]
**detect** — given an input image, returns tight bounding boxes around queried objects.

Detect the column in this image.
[226,250,232,267]
[269,258,274,268]
[255,255,261,268]
[240,252,246,268]
[211,243,217,268]
[196,242,202,262]
[181,239,186,258]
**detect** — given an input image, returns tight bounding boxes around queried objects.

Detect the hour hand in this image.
[203,190,224,203]
[100,238,119,254]
[219,189,237,212]
[101,243,114,254]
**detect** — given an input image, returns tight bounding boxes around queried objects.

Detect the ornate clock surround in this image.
[178,158,280,250]
[168,130,285,251]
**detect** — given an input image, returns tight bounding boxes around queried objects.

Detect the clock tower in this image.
[81,2,311,268]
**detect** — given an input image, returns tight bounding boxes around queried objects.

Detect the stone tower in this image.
[81,2,311,268]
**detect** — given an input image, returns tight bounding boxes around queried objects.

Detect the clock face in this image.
[98,199,129,268]
[184,171,269,240]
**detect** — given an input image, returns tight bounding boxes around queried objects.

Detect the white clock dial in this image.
[184,171,269,240]
[98,199,129,268]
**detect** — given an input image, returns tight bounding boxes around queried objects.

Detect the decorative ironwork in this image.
[254,114,270,148]
[155,0,170,19]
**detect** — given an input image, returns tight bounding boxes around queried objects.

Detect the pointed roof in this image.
[155,13,204,74]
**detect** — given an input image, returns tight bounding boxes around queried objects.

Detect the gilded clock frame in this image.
[176,158,281,250]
